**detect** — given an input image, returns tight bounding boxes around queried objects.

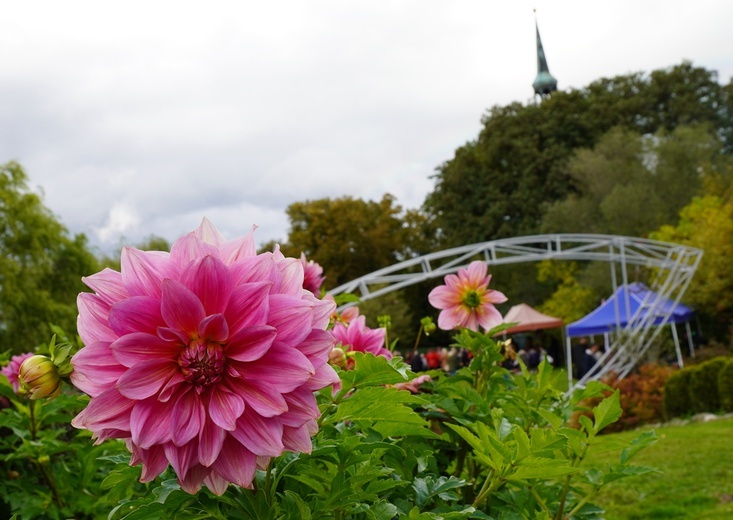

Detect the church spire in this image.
[532,13,557,98]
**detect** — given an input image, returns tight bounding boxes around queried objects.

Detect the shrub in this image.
[609,364,675,431]
[664,369,693,419]
[688,357,729,412]
[719,358,733,412]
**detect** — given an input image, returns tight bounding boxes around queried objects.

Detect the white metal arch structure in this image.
[327,234,702,387]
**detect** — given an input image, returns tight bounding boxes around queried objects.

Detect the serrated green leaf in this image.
[366,501,400,520]
[509,457,578,481]
[592,390,622,433]
[331,386,430,436]
[340,352,412,389]
[620,430,658,464]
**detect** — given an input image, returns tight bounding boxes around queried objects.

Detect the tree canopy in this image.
[0,161,99,352]
[425,62,733,248]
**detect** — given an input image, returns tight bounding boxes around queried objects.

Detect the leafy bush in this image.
[608,364,675,431]
[718,358,733,412]
[663,369,693,419]
[2,330,662,520]
[688,357,729,412]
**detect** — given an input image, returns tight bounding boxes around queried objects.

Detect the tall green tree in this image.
[277,194,433,289]
[425,62,732,248]
[541,124,727,236]
[0,162,99,353]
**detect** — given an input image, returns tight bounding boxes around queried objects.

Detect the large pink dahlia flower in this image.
[70,218,339,495]
[428,260,507,332]
[331,315,392,360]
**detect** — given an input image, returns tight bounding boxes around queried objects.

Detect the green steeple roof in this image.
[532,19,557,97]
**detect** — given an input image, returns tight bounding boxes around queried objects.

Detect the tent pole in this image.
[685,321,695,358]
[670,323,683,368]
[566,336,573,391]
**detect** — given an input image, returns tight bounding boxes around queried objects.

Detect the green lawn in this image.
[587,417,733,519]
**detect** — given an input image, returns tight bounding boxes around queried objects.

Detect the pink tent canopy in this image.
[501,303,563,334]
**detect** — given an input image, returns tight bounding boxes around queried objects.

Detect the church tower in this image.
[532,15,557,98]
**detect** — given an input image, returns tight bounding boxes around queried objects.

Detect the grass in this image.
[586,417,733,519]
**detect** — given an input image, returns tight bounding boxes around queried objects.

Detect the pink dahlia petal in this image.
[475,303,505,331]
[136,444,169,483]
[226,325,276,363]
[82,268,129,305]
[303,292,335,330]
[169,232,220,269]
[77,293,117,345]
[295,329,335,368]
[181,255,234,315]
[267,294,314,346]
[121,247,176,298]
[224,281,272,333]
[107,296,164,336]
[208,386,245,431]
[437,306,470,331]
[464,261,488,287]
[230,408,284,457]
[280,388,320,427]
[198,419,227,467]
[234,342,314,394]
[171,389,206,446]
[203,471,230,496]
[178,464,210,494]
[305,363,341,392]
[211,437,257,489]
[116,359,179,400]
[486,288,508,304]
[1,352,34,393]
[228,378,288,417]
[229,255,280,288]
[275,257,305,296]
[194,217,227,247]
[131,397,175,449]
[71,387,134,433]
[198,314,229,343]
[219,228,257,265]
[110,333,180,368]
[160,279,206,337]
[427,285,461,309]
[282,424,314,454]
[71,342,126,396]
[165,441,199,482]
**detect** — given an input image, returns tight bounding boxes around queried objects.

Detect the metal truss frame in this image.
[327,234,702,387]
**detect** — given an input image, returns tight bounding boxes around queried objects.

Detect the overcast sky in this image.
[2,1,732,255]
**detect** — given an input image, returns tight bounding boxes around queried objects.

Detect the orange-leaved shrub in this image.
[606,364,675,432]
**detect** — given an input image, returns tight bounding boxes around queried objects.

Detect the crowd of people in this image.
[402,334,605,380]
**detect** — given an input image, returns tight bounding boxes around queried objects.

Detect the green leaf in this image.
[592,390,622,433]
[331,386,431,437]
[620,430,658,464]
[509,457,579,481]
[340,352,411,389]
[366,501,399,520]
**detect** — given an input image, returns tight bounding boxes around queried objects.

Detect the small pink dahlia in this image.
[428,261,507,332]
[70,218,339,495]
[331,315,392,360]
[1,352,34,394]
[299,253,326,295]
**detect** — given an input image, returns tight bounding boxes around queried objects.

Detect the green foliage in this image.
[0,161,99,353]
[651,180,733,318]
[425,62,732,248]
[1,330,657,519]
[663,368,693,419]
[278,194,433,288]
[688,357,729,413]
[719,358,733,412]
[0,384,141,518]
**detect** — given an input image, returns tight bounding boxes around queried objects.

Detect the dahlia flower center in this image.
[462,290,482,309]
[179,341,226,387]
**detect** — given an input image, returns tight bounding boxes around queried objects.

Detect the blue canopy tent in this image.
[565,282,695,383]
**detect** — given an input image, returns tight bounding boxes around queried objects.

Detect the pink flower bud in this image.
[19,355,62,400]
[329,347,347,369]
